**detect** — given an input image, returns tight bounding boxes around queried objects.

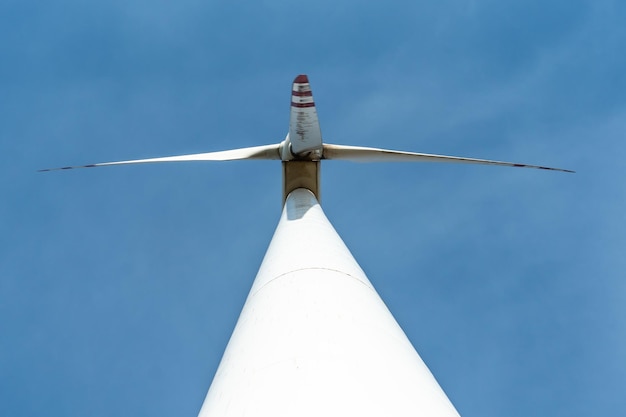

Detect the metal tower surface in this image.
[197,188,460,417]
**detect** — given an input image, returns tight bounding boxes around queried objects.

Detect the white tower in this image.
[41,75,572,417]
[197,188,460,416]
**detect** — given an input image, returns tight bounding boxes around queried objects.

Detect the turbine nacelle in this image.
[279,134,322,162]
[40,74,574,203]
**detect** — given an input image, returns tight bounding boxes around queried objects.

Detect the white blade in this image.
[39,144,281,172]
[323,143,574,173]
[289,75,323,156]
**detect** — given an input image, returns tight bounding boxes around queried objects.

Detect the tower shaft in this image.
[198,189,460,417]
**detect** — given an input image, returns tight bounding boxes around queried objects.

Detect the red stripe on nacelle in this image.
[292,90,313,97]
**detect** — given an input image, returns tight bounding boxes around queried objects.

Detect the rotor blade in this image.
[38,144,281,172]
[322,144,574,173]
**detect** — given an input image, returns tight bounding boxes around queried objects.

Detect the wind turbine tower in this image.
[41,75,572,417]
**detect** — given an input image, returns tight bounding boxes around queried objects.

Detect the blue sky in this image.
[1,1,625,416]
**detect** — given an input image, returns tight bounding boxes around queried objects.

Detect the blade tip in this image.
[294,74,309,84]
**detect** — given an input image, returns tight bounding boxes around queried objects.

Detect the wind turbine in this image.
[42,75,573,416]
